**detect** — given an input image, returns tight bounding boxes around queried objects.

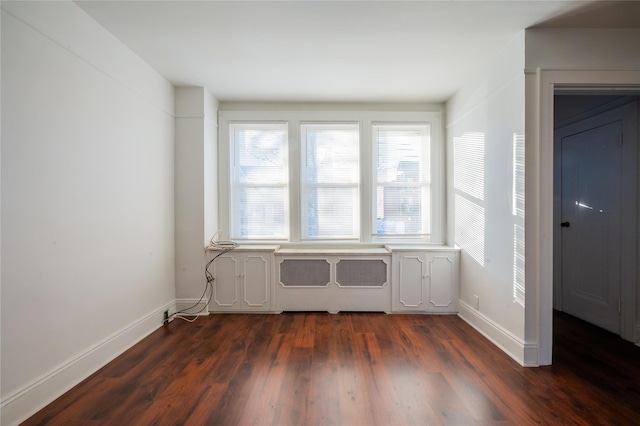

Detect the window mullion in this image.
[288,119,301,243]
[360,119,372,243]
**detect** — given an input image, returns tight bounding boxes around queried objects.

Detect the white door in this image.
[558,115,623,334]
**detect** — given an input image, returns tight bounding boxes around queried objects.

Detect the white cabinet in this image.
[209,246,277,312]
[205,244,458,314]
[388,246,460,313]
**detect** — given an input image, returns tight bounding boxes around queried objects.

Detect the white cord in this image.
[207,230,223,248]
[174,314,199,323]
[166,233,238,325]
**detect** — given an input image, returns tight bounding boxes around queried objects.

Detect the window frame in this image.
[300,121,361,241]
[218,110,444,245]
[228,122,290,240]
[372,123,432,240]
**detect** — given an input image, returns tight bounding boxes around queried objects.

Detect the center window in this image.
[301,123,360,240]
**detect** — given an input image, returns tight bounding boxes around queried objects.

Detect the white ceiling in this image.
[75,1,638,103]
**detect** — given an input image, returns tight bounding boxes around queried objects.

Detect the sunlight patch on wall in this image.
[513,224,525,306]
[512,133,525,218]
[455,194,485,266]
[454,132,485,201]
[512,133,525,307]
[453,132,485,267]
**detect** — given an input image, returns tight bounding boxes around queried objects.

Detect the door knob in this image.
[560,222,570,228]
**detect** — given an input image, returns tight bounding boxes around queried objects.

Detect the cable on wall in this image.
[170,232,238,323]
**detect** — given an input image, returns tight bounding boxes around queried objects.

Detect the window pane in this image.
[301,123,359,239]
[303,124,359,184]
[235,126,287,183]
[232,186,287,239]
[302,187,358,239]
[376,186,423,234]
[230,124,288,239]
[375,125,430,236]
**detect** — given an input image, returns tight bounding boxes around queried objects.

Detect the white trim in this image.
[528,68,640,367]
[0,301,175,426]
[218,110,444,245]
[553,101,638,338]
[458,300,537,367]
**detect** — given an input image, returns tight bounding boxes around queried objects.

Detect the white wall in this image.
[446,32,529,365]
[175,87,219,313]
[524,28,640,365]
[1,2,175,424]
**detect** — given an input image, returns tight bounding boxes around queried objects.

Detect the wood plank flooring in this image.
[22,311,640,425]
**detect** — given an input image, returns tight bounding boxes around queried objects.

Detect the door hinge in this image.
[619,133,623,146]
[618,299,622,315]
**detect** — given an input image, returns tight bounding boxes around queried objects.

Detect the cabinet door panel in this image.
[213,256,238,307]
[243,255,269,307]
[429,255,455,308]
[399,255,425,308]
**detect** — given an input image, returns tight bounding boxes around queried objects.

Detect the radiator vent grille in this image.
[336,259,387,287]
[280,259,330,287]
[279,258,387,288]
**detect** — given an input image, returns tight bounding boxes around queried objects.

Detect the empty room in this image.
[2,1,640,424]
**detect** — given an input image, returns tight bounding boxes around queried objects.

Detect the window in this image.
[219,110,443,244]
[229,123,288,239]
[374,124,430,237]
[301,123,360,240]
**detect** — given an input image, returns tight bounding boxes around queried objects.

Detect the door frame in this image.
[525,69,640,366]
[553,101,637,334]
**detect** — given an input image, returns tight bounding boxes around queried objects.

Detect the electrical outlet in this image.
[473,295,480,310]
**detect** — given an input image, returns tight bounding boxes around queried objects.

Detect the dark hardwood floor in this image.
[23,311,640,425]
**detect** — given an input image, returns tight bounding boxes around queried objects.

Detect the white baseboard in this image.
[0,301,176,426]
[457,300,538,367]
[175,298,210,316]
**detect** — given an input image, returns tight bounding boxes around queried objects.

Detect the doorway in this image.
[553,94,639,341]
